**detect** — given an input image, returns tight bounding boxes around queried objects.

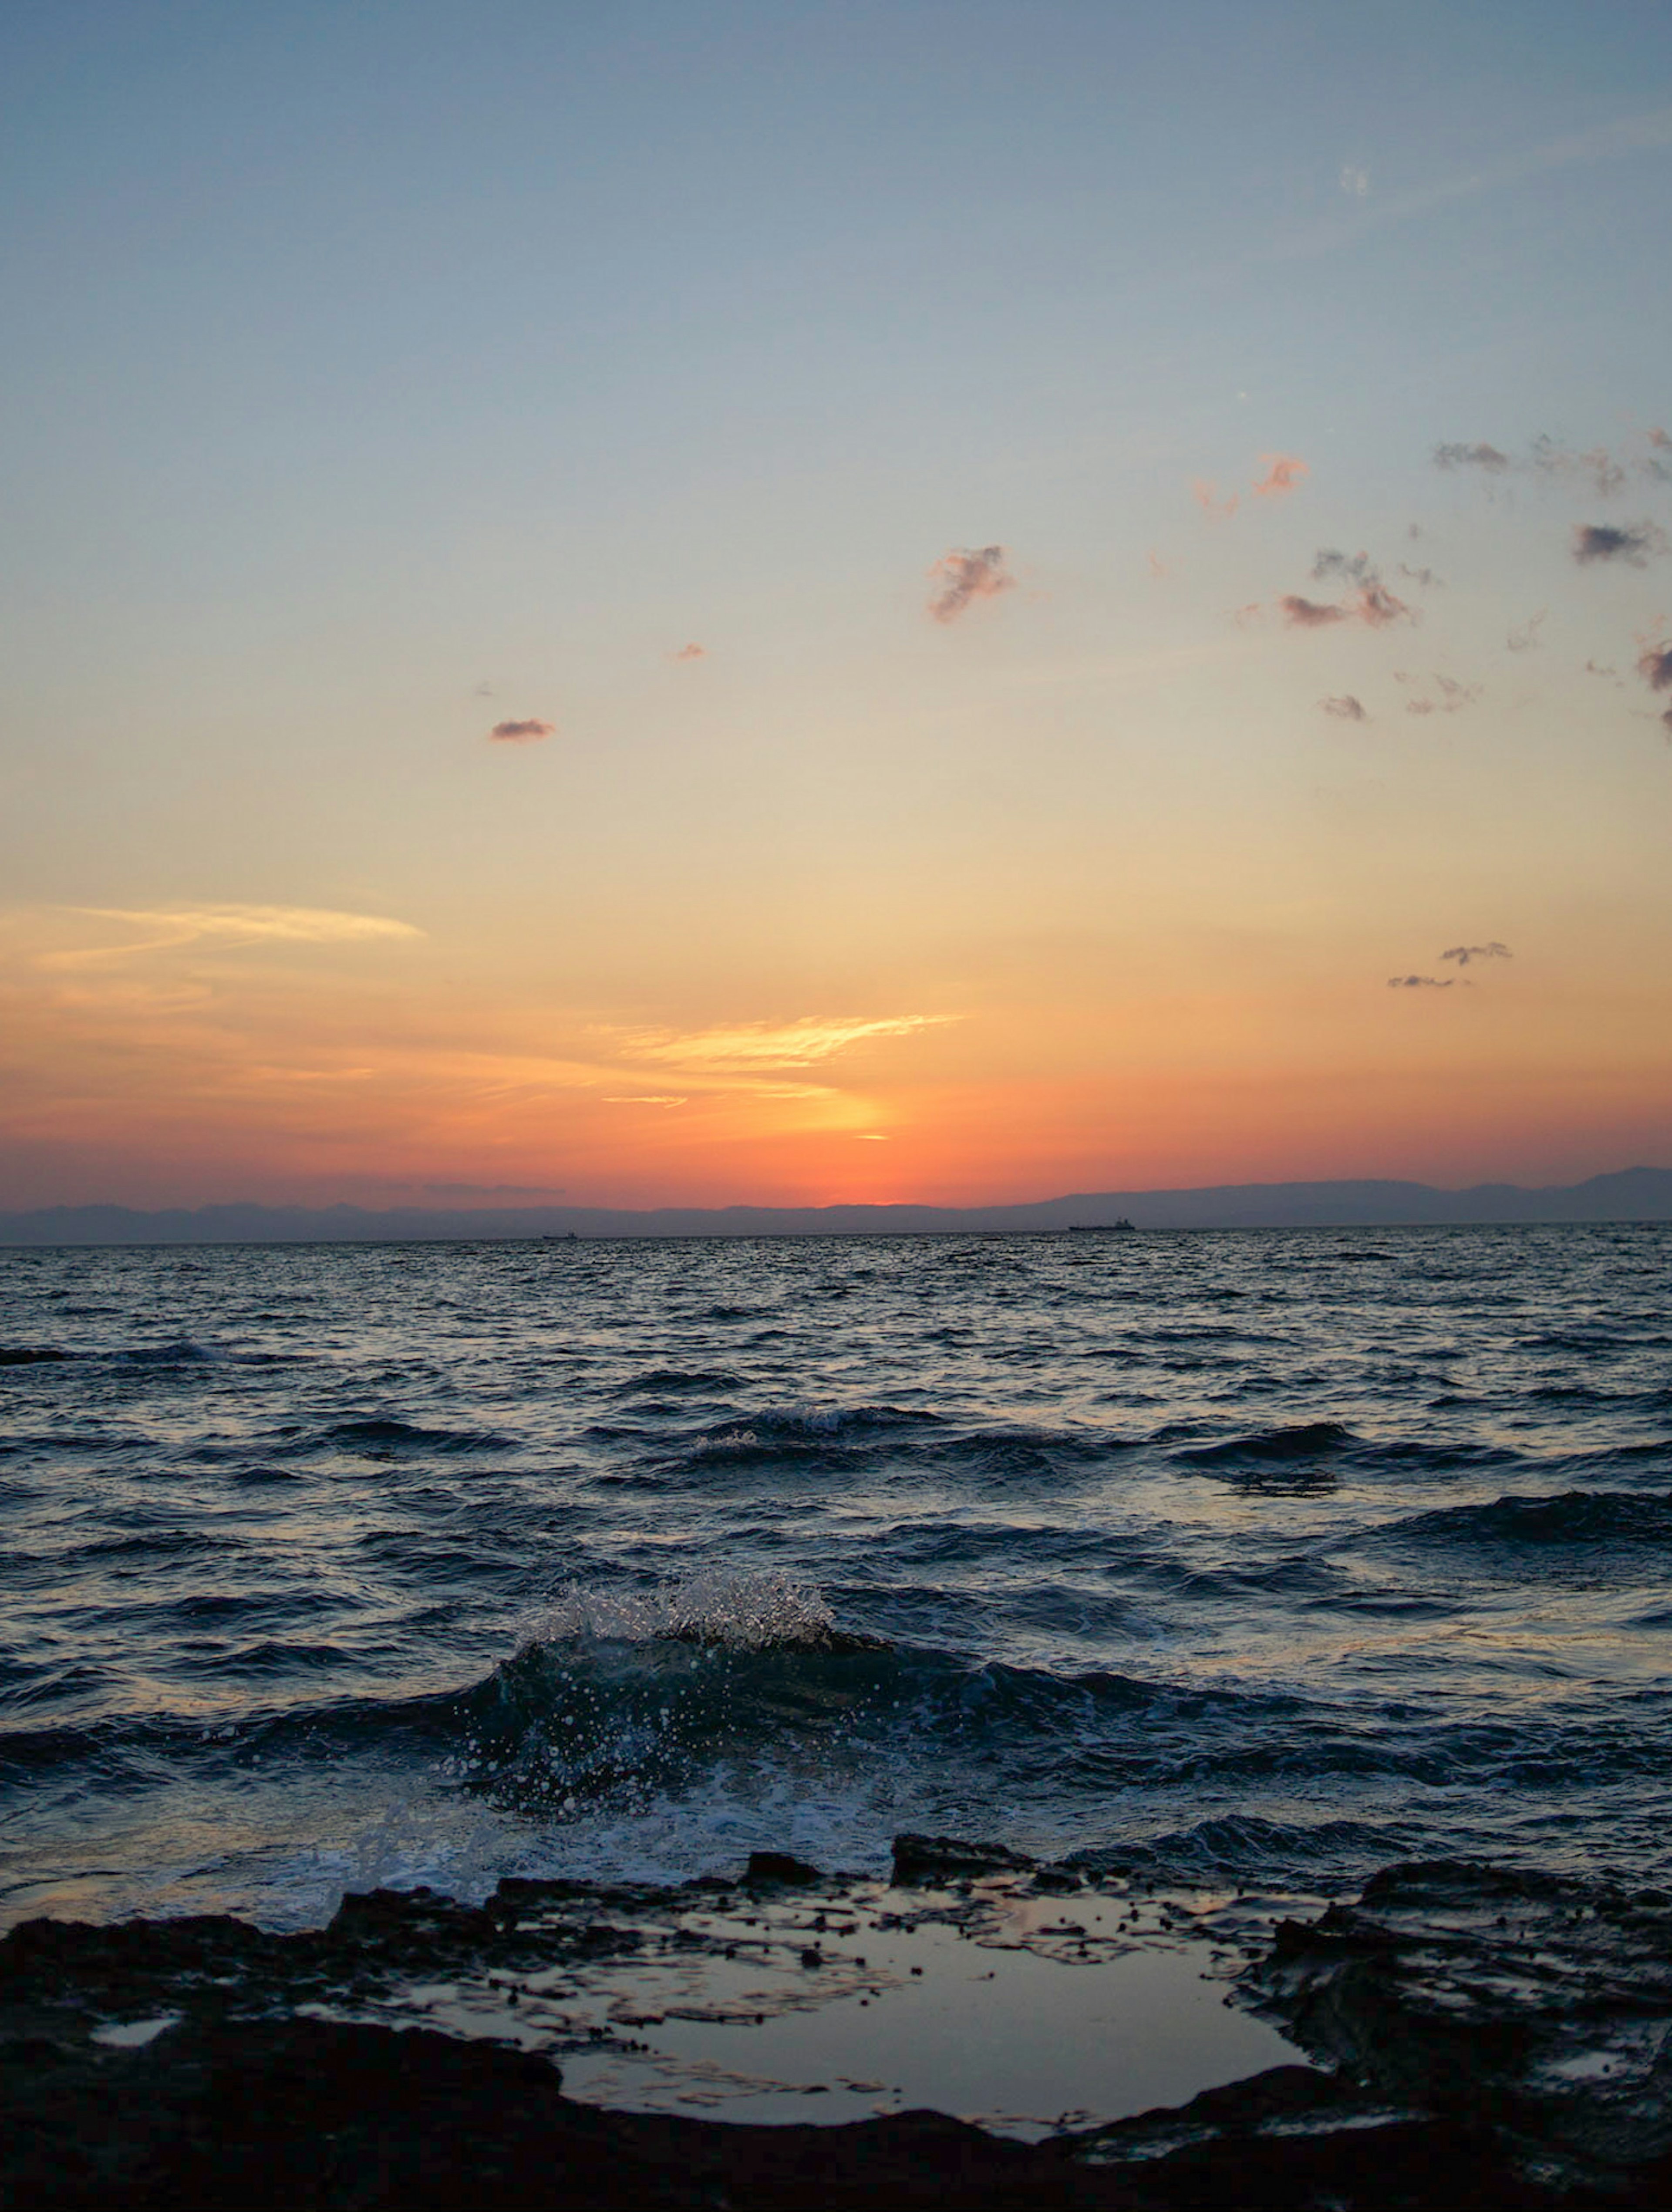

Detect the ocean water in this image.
[2,1226,1669,1933]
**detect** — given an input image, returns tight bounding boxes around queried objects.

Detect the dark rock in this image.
[891,1834,1040,1883]
[743,1851,823,1887]
[0,1347,71,1366]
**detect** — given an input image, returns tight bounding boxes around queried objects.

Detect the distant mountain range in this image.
[2,1167,1669,1244]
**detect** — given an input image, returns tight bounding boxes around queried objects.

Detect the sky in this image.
[2,0,1670,1211]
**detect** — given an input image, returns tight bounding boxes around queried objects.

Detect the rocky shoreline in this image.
[5,1841,1670,2208]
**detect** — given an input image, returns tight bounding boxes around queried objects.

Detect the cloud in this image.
[1440,942,1511,966]
[927,546,1014,623]
[1402,673,1480,716]
[1507,610,1547,652]
[1652,429,1671,449]
[1530,436,1627,497]
[1279,580,1413,629]
[1387,975,1454,989]
[620,1013,954,1071]
[1340,164,1370,196]
[1253,453,1309,499]
[1638,641,1672,734]
[1434,442,1512,474]
[1320,695,1369,722]
[489,718,557,742]
[1398,563,1443,589]
[1572,522,1667,567]
[1312,548,1377,587]
[1147,549,1166,577]
[1279,595,1348,628]
[44,905,424,968]
[603,1095,689,1107]
[1192,479,1239,522]
[671,643,707,661]
[1262,104,1672,268]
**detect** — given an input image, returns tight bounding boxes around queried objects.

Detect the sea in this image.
[3,1225,1669,1936]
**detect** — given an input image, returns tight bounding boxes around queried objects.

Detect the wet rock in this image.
[891,1834,1041,1883]
[0,1347,71,1366]
[1247,1858,1672,2180]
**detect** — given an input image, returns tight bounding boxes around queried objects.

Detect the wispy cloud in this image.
[44,906,424,968]
[1399,563,1443,589]
[1320,694,1369,722]
[1253,453,1309,499]
[1401,673,1480,715]
[927,546,1014,623]
[1530,436,1627,497]
[1387,975,1454,989]
[1436,432,1672,499]
[1192,479,1239,523]
[1267,105,1672,265]
[1312,548,1377,587]
[489,718,557,743]
[1434,442,1512,475]
[603,1095,689,1107]
[670,643,707,662]
[1572,522,1667,567]
[619,1014,954,1070]
[1440,942,1511,966]
[1507,610,1547,652]
[1339,164,1370,197]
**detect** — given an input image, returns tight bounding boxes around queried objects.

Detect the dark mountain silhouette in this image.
[2,1168,1669,1244]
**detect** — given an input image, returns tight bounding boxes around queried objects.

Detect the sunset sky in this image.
[3,1,1670,1211]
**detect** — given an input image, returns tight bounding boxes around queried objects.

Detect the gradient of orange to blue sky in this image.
[3,1,1670,1211]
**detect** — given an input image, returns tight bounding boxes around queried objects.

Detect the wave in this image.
[319,1417,516,1455]
[1384,1490,1672,1548]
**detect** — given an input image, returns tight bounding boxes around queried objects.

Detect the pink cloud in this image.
[1253,453,1309,499]
[1192,479,1239,522]
[926,545,1014,624]
[1278,580,1413,632]
[671,642,707,662]
[1279,595,1347,628]
[488,718,556,744]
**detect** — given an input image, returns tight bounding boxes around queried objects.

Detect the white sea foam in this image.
[519,1570,838,1653]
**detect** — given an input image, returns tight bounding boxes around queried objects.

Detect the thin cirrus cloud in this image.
[1320,695,1369,722]
[1571,522,1667,567]
[1402,673,1481,716]
[620,1014,954,1071]
[1441,942,1512,966]
[670,643,707,662]
[926,546,1014,624]
[1507,611,1547,652]
[43,905,424,968]
[488,718,557,743]
[1253,453,1309,498]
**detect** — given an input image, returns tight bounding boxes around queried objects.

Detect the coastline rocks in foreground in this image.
[4,1850,1671,2208]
